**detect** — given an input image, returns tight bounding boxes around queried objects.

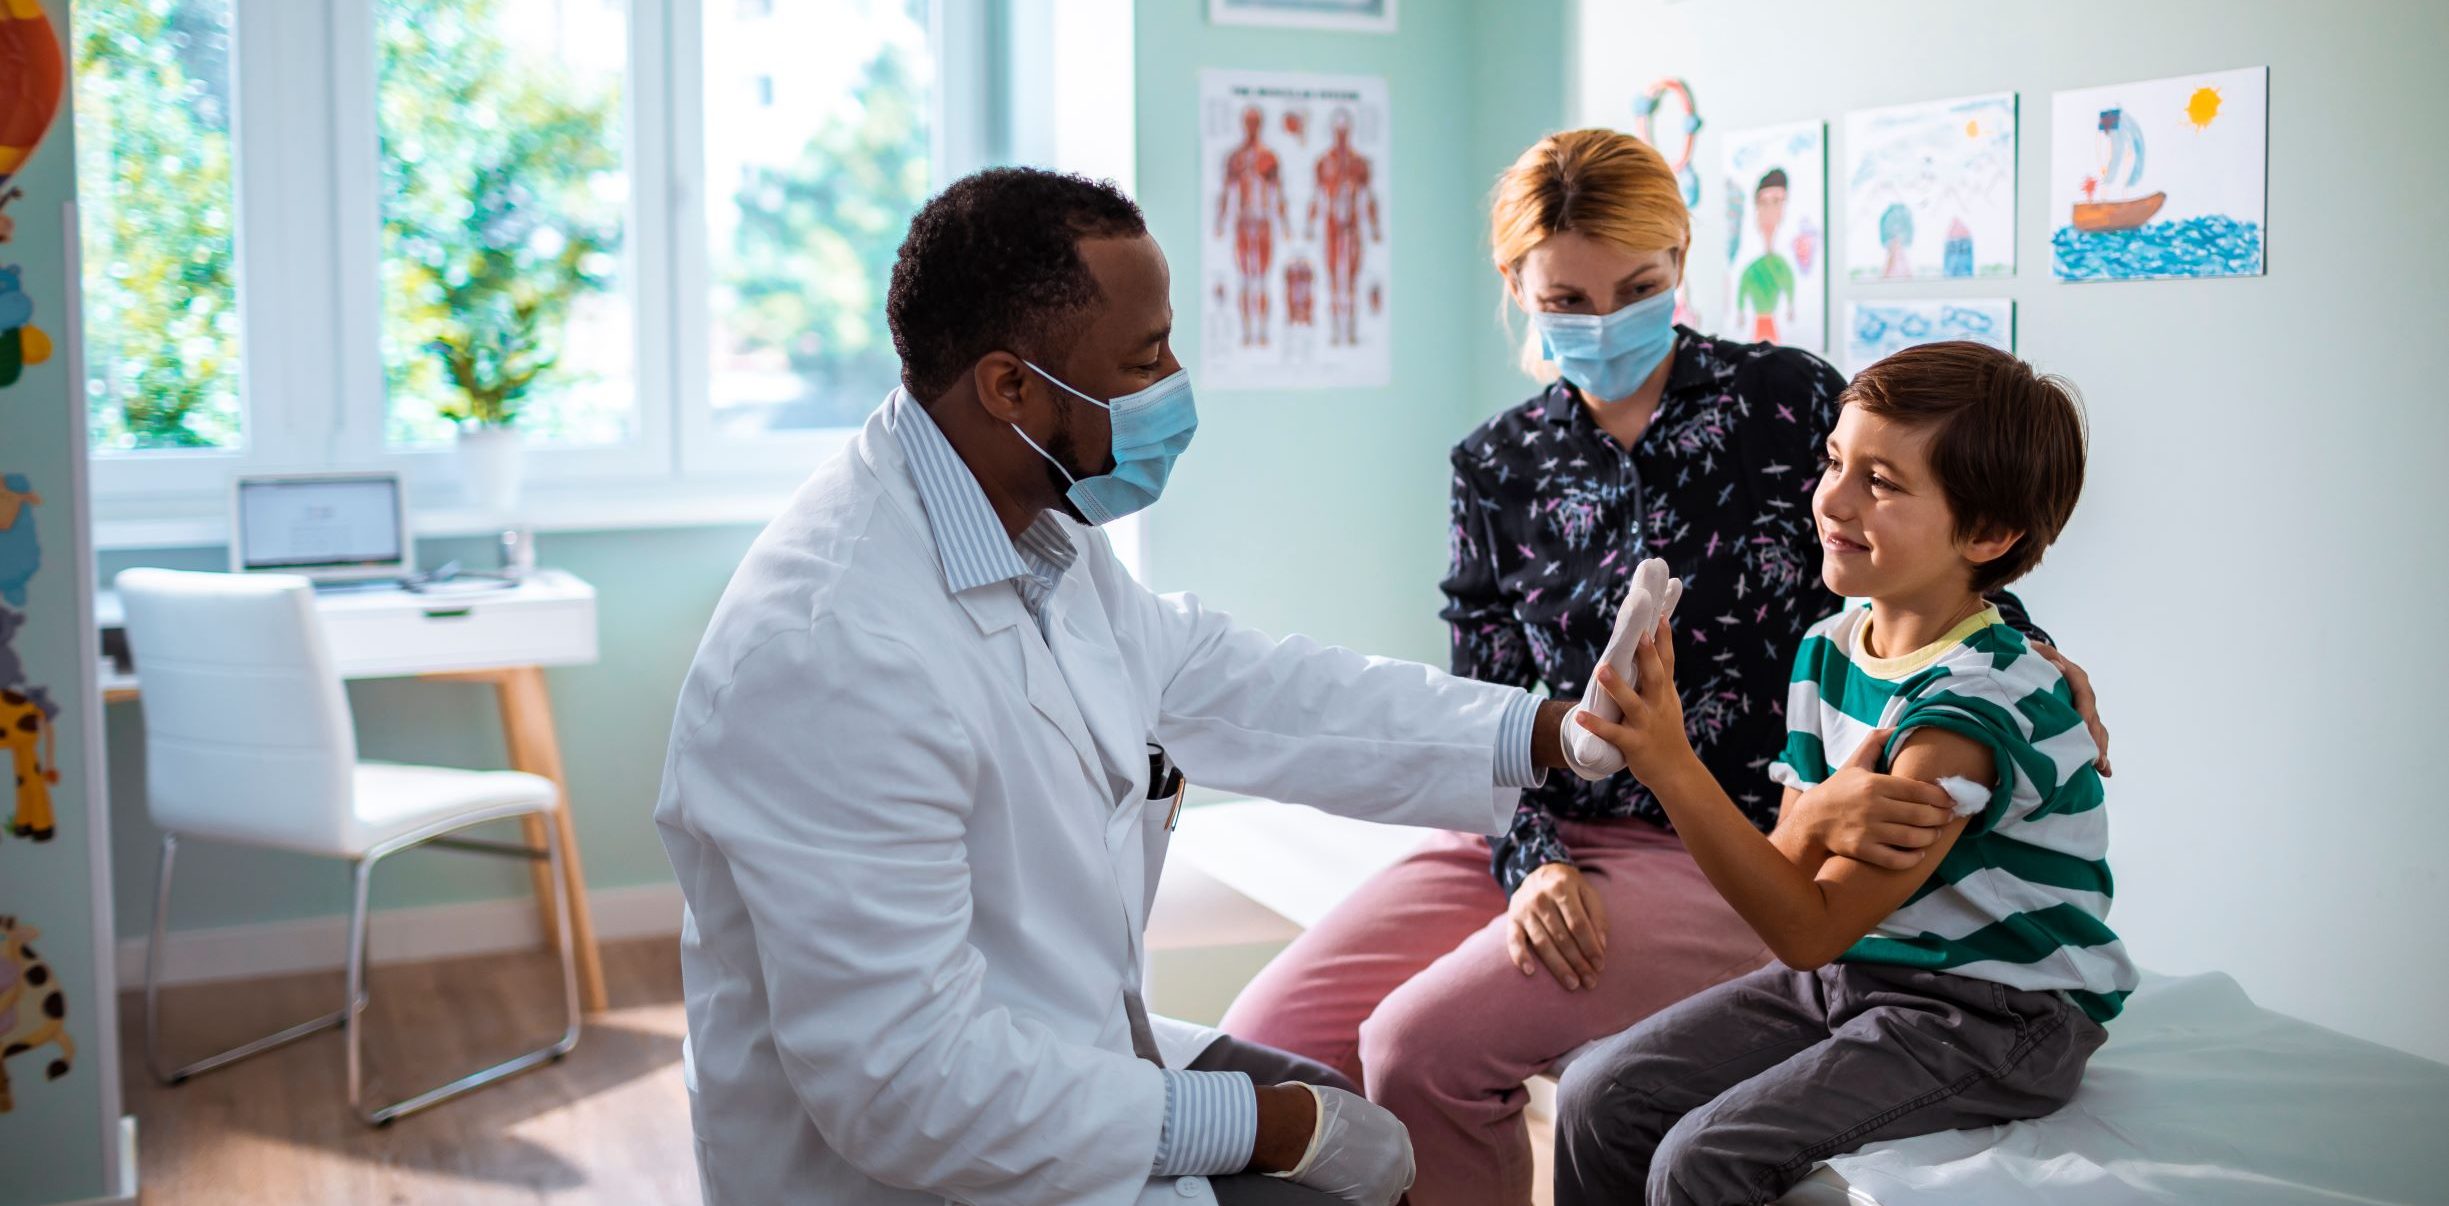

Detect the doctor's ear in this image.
[972,353,1034,425]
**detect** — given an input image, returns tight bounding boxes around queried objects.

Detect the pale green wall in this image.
[1133,0,1569,663]
[102,4,1572,948]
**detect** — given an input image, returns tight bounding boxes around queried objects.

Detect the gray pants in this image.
[1192,1032,1357,1205]
[1554,962,2106,1206]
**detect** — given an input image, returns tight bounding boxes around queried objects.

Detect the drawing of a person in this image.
[1733,168,1796,344]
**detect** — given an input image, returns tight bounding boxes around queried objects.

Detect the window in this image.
[698,0,931,438]
[71,1,1070,543]
[374,0,633,448]
[73,0,243,453]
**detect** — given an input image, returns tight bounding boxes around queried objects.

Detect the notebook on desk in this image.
[230,472,413,584]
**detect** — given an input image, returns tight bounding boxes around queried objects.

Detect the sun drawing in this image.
[2184,86,2223,130]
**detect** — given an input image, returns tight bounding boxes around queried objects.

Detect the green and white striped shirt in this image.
[1770,604,2138,1022]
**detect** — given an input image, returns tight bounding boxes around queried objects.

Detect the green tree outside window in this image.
[72,0,241,451]
[376,0,625,444]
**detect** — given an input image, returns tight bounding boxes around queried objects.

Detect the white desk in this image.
[96,570,612,1011]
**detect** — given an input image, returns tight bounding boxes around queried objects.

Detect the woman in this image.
[1219,129,2107,1206]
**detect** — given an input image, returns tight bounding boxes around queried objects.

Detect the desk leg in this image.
[488,666,610,1013]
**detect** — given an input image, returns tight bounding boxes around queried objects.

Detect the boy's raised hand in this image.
[1560,559,1684,781]
[1579,612,1695,786]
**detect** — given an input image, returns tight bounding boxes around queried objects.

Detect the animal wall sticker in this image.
[0,473,58,843]
[0,471,37,606]
[0,913,77,1113]
[0,0,64,386]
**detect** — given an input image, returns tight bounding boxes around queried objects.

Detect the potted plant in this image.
[420,168,616,518]
[379,4,621,517]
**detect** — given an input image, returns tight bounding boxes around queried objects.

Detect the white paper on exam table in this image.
[1789,971,2449,1206]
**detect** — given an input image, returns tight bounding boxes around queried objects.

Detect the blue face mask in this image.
[1531,288,1678,401]
[1013,360,1199,525]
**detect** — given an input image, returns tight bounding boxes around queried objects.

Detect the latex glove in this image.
[1268,1084,1415,1206]
[1561,557,1684,781]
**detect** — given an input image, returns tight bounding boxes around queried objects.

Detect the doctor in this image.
[656,167,1580,1206]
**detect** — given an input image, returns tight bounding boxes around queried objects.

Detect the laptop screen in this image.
[236,475,407,574]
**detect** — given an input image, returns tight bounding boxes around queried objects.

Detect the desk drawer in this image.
[321,593,598,678]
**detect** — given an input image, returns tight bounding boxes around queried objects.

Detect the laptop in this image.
[229,472,414,585]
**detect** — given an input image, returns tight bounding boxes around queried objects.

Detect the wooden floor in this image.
[125,935,1560,1205]
[121,937,696,1205]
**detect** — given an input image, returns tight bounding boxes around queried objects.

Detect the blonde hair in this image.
[1489,129,1692,379]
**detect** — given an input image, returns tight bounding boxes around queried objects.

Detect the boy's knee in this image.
[1551,1059,1676,1205]
[1647,1111,1777,1206]
[1553,1058,1628,1142]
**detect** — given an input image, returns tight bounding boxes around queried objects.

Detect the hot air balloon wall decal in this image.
[2049,66,2268,282]
[0,0,64,388]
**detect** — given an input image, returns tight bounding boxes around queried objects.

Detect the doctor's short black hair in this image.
[888,168,1148,404]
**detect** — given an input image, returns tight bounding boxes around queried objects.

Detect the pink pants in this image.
[1219,819,1771,1206]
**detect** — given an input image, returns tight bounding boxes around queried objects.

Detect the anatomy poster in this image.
[1720,121,1826,355]
[1198,70,1390,391]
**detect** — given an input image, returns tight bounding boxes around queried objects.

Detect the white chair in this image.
[115,568,580,1126]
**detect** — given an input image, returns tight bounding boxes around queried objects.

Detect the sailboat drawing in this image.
[2072,107,2166,232]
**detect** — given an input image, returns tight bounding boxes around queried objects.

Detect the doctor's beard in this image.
[1045,398,1093,526]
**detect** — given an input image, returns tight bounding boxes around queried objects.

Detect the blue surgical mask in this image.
[1013,360,1199,525]
[1531,289,1678,401]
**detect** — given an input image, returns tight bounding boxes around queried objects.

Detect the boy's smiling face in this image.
[1813,404,2018,604]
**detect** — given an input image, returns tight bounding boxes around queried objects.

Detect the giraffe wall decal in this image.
[0,606,58,842]
[0,914,76,1113]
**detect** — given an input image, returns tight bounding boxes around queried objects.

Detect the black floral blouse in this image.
[1442,326,2045,893]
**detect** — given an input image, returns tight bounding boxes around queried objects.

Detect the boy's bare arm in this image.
[1768,786,1826,873]
[1649,730,1982,968]
[1771,735,1959,876]
[1583,624,1987,969]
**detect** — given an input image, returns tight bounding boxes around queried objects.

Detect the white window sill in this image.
[94,478,807,551]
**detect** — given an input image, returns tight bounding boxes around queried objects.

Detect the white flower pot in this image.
[456,425,527,517]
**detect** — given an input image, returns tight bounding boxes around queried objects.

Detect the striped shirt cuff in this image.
[1153,1069,1258,1176]
[1494,690,1548,789]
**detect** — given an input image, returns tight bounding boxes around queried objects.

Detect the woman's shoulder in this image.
[1452,382,1566,466]
[1693,330,1847,401]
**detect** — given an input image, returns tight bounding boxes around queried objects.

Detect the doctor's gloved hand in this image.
[1256,1083,1414,1206]
[1560,558,1683,781]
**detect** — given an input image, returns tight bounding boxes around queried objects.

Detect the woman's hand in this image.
[2029,642,2112,776]
[1779,730,1955,870]
[1577,615,1696,786]
[1507,862,1609,991]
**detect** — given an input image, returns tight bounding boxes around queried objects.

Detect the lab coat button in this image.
[1174,1175,1206,1197]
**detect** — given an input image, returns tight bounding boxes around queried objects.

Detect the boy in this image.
[1553,341,2135,1206]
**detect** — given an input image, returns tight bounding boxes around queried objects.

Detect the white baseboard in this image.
[118,883,684,988]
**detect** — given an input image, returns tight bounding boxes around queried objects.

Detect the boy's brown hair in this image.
[1843,341,2087,592]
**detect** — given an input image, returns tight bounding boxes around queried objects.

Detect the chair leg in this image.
[146,833,350,1086]
[348,809,584,1127]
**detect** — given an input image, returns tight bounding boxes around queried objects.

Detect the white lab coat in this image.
[656,398,1529,1206]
